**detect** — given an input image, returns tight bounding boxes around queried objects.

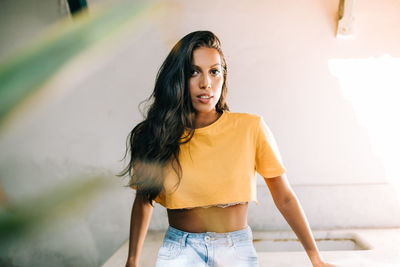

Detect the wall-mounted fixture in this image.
[337,0,356,39]
[67,0,88,15]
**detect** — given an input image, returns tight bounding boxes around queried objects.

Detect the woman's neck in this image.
[194,110,221,129]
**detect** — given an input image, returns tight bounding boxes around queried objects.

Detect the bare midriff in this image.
[167,202,249,233]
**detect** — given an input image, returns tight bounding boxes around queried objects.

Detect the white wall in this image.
[1,0,400,266]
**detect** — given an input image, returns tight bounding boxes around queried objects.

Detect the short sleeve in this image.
[255,116,287,178]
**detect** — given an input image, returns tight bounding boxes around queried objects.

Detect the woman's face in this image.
[189,47,224,114]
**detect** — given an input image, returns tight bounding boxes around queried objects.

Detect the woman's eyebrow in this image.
[210,63,222,67]
[191,63,222,68]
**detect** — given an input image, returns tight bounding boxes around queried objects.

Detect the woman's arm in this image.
[126,192,154,267]
[264,174,337,267]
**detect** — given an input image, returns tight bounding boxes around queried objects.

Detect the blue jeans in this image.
[155,225,259,267]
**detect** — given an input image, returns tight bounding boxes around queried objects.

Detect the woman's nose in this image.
[200,74,211,89]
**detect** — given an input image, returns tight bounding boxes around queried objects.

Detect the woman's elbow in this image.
[274,191,297,209]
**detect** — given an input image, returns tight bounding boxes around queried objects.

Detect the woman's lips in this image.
[197,95,213,104]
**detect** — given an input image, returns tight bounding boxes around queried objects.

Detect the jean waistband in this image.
[165,225,253,245]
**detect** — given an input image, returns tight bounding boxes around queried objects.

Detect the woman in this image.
[119,31,336,267]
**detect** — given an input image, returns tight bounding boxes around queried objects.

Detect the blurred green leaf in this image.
[0,175,112,243]
[0,0,154,123]
[0,0,155,245]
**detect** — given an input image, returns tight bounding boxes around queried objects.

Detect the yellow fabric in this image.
[130,111,287,209]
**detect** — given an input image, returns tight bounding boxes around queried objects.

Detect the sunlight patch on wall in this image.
[328,54,400,200]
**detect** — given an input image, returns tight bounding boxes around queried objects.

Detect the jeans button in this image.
[204,236,211,242]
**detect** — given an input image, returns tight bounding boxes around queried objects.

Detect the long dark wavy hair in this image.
[117,31,229,205]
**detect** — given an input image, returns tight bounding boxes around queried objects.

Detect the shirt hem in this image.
[157,199,258,210]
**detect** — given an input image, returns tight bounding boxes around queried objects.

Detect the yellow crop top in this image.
[130,111,287,209]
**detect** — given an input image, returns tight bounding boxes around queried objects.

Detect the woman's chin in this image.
[193,106,217,114]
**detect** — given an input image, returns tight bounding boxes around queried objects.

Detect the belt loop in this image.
[248,226,253,241]
[227,233,234,246]
[181,233,188,247]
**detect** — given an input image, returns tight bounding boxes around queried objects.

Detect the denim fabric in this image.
[155,225,259,267]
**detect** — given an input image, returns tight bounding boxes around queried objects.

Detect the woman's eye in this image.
[191,70,199,76]
[211,69,221,75]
